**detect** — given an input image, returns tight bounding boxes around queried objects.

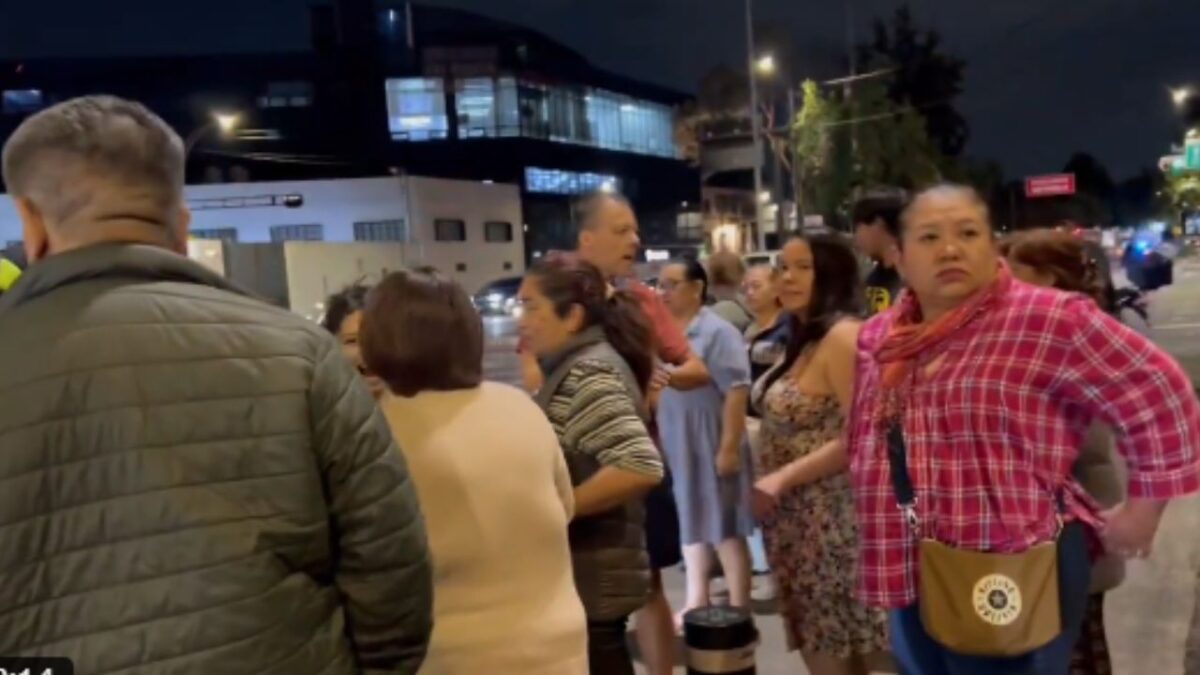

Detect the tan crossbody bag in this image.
[886,425,1064,657]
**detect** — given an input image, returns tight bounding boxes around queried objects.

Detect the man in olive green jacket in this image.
[0,96,433,673]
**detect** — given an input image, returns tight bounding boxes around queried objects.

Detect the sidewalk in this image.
[634,567,893,674]
[640,502,1200,675]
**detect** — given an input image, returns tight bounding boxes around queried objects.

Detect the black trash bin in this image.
[682,606,758,675]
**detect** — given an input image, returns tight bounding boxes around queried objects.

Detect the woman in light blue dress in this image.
[655,259,755,620]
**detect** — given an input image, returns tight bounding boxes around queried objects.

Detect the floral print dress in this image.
[756,374,887,657]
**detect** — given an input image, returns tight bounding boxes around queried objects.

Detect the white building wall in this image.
[1,175,526,294]
[185,177,410,243]
[281,242,410,321]
[404,175,525,292]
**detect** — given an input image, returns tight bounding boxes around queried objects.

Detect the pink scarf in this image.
[876,261,1013,422]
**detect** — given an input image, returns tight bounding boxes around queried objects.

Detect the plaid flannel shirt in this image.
[847,280,1200,609]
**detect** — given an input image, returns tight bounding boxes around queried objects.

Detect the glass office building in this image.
[387,76,677,159]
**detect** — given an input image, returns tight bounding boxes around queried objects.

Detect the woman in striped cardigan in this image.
[519,256,665,675]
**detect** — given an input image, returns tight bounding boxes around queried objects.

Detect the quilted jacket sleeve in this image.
[308,340,434,674]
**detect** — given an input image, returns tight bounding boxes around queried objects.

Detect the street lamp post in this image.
[185,111,241,155]
[755,55,796,235]
[744,0,768,252]
[1172,86,1194,108]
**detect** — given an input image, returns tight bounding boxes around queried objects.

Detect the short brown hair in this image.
[359,269,483,397]
[707,250,746,288]
[1004,229,1105,305]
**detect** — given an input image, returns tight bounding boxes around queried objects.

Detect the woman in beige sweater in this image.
[359,269,588,675]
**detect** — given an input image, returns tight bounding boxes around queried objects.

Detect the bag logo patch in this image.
[972,574,1022,626]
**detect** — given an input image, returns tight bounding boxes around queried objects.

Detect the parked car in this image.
[472,276,523,317]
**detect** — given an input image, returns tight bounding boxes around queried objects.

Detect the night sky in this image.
[1,0,1195,179]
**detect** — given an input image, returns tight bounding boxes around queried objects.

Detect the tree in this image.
[788,81,944,225]
[1063,153,1115,199]
[844,82,943,190]
[1062,152,1117,225]
[1164,172,1200,222]
[673,101,702,167]
[942,157,1009,227]
[695,65,750,115]
[858,5,969,157]
[790,80,838,219]
[674,66,753,167]
[1115,168,1166,227]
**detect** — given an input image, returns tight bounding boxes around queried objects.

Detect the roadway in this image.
[480,259,1200,674]
[1109,259,1200,675]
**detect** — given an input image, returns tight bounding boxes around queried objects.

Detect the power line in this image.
[822,98,952,129]
[194,149,354,166]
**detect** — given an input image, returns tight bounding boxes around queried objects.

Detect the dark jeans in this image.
[889,521,1092,675]
[588,617,635,675]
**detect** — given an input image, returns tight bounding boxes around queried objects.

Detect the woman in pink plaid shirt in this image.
[839,185,1200,675]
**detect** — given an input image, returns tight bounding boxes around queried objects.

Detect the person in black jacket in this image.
[851,189,907,316]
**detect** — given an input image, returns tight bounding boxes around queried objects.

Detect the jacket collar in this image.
[537,325,607,379]
[0,243,248,317]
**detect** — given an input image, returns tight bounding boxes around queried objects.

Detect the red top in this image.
[847,280,1200,609]
[620,278,689,367]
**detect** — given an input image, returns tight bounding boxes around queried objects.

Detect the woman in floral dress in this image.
[752,234,888,675]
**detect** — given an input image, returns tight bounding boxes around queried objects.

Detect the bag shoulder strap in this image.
[885,424,921,534]
[886,422,1066,539]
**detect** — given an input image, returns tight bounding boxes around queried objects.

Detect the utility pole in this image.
[776,87,797,233]
[845,0,859,164]
[745,0,767,252]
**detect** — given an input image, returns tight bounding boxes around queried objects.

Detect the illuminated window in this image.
[586,90,622,150]
[455,77,520,138]
[445,77,676,156]
[525,167,619,195]
[434,219,466,242]
[2,90,43,115]
[676,213,704,241]
[456,78,497,138]
[191,228,239,242]
[354,219,408,242]
[386,78,449,141]
[485,221,514,243]
[496,77,521,136]
[270,224,324,242]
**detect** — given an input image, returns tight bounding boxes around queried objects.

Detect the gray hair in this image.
[572,191,632,233]
[2,95,185,228]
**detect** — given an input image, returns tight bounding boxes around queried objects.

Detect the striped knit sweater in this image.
[543,359,663,480]
[542,356,663,620]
